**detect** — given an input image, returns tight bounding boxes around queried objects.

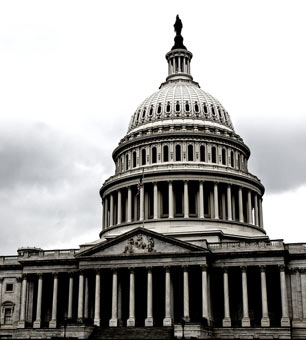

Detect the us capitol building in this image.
[0,17,306,339]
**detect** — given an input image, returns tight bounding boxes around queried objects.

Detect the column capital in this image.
[0,277,3,284]
[22,273,28,280]
[52,272,59,278]
[182,265,189,271]
[227,183,232,188]
[289,267,299,274]
[111,267,118,273]
[16,277,22,283]
[300,268,306,274]
[128,267,135,273]
[279,264,286,272]
[146,266,152,272]
[260,265,266,272]
[240,266,247,273]
[223,267,228,273]
[37,273,44,279]
[201,264,208,271]
[164,266,171,272]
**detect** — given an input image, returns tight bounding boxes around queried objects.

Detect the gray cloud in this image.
[0,122,114,255]
[237,119,306,193]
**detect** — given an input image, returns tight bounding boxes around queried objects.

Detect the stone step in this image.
[89,326,174,339]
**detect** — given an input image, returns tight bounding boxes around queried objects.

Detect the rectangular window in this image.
[5,283,13,292]
[4,307,13,324]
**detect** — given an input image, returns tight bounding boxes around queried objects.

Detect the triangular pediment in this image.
[76,227,208,258]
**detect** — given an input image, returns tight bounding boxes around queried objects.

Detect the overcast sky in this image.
[0,0,305,255]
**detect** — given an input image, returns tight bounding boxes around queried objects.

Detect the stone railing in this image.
[0,249,79,263]
[208,239,284,251]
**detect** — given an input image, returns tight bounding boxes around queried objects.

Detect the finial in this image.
[172,15,186,50]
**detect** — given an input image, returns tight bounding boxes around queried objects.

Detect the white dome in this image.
[128,79,234,134]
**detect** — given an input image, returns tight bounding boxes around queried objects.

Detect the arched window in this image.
[237,154,241,170]
[152,147,157,164]
[175,101,180,112]
[194,101,200,114]
[157,103,162,115]
[125,154,129,170]
[222,148,226,165]
[211,146,217,163]
[175,145,181,161]
[200,145,205,162]
[230,151,234,167]
[204,103,208,114]
[132,151,137,168]
[188,145,194,161]
[163,145,169,162]
[185,101,190,112]
[141,149,146,166]
[149,105,153,117]
[166,102,171,113]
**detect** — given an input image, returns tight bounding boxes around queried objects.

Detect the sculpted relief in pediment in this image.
[123,234,155,254]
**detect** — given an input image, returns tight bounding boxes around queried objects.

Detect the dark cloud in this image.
[237,119,306,193]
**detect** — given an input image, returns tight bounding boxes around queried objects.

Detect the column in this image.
[168,181,174,218]
[127,268,135,326]
[18,275,27,328]
[280,265,290,326]
[260,266,270,327]
[109,269,118,327]
[238,187,244,223]
[254,194,259,226]
[241,267,250,327]
[259,198,264,228]
[201,266,209,322]
[214,182,219,219]
[110,194,114,226]
[163,267,172,326]
[127,187,132,223]
[49,273,58,328]
[94,270,101,326]
[68,273,74,319]
[183,266,190,322]
[104,196,109,228]
[0,278,2,326]
[84,275,89,319]
[145,267,153,326]
[184,181,189,218]
[77,271,84,321]
[199,181,204,219]
[222,268,231,327]
[153,182,158,219]
[301,269,306,320]
[140,185,144,221]
[33,274,43,328]
[102,200,105,230]
[247,190,253,224]
[227,184,232,221]
[117,190,122,225]
[209,191,214,219]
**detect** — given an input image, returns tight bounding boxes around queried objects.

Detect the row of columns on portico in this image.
[222,265,290,328]
[102,181,264,229]
[15,264,290,329]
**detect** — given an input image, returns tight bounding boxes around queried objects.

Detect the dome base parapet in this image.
[100,218,267,243]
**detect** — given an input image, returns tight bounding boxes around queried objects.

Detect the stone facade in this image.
[1,17,306,339]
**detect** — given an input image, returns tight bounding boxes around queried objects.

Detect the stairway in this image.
[89,326,174,339]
